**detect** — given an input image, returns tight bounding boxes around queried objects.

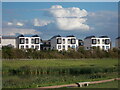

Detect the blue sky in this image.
[2,2,118,46]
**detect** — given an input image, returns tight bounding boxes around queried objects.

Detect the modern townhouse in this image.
[115,37,120,49]
[50,35,79,51]
[16,35,41,50]
[84,36,111,51]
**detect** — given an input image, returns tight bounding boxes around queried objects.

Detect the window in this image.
[31,45,34,49]
[20,38,25,44]
[63,39,65,44]
[35,38,39,44]
[102,39,105,44]
[58,45,61,49]
[31,39,34,44]
[68,39,71,44]
[105,39,110,44]
[26,45,29,49]
[71,39,76,44]
[26,39,29,44]
[63,45,65,49]
[35,45,39,49]
[97,39,100,44]
[72,45,75,48]
[57,38,62,44]
[21,45,24,49]
[106,46,109,50]
[92,39,96,44]
[68,45,70,48]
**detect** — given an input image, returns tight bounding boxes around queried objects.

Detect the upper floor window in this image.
[35,38,39,44]
[105,39,110,44]
[97,39,100,44]
[31,39,35,44]
[26,39,29,44]
[102,39,105,44]
[20,38,25,44]
[63,39,65,44]
[57,38,62,44]
[71,39,76,44]
[92,39,96,44]
[68,39,71,44]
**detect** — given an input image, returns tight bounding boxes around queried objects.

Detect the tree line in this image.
[2,46,120,59]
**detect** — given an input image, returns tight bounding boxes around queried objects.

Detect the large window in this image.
[68,39,71,44]
[20,38,25,44]
[35,38,39,44]
[92,39,96,44]
[63,39,65,44]
[97,39,100,44]
[71,39,76,44]
[26,39,29,44]
[102,39,105,44]
[105,39,110,44]
[31,39,34,44]
[57,38,62,44]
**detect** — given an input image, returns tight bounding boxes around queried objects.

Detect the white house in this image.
[1,36,17,48]
[115,37,120,49]
[84,36,111,51]
[16,35,41,50]
[50,35,79,51]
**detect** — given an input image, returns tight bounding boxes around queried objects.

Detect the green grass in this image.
[81,80,119,88]
[3,58,118,69]
[2,58,119,88]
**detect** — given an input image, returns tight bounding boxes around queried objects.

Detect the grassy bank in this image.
[2,58,118,88]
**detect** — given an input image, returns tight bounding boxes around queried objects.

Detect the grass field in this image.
[3,58,118,68]
[81,81,119,88]
[2,58,118,88]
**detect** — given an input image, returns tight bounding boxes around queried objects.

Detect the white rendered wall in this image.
[2,38,17,48]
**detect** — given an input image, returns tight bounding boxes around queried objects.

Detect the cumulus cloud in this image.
[47,5,90,30]
[2,28,41,36]
[33,18,52,26]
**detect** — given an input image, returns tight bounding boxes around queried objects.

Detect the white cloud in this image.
[3,28,41,36]
[33,18,52,26]
[16,22,24,26]
[47,5,90,30]
[7,22,13,26]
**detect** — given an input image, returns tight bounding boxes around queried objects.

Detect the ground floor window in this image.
[58,45,61,49]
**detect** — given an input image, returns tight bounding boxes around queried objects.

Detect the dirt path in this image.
[23,78,120,90]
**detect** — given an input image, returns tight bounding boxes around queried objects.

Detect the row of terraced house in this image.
[0,35,120,51]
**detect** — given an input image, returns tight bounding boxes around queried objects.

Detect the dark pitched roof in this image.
[32,35,39,37]
[99,36,109,38]
[51,35,61,39]
[17,34,24,37]
[85,36,95,39]
[66,35,75,37]
[2,36,16,39]
[78,39,83,41]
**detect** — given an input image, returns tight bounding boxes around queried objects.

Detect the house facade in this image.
[115,37,120,49]
[84,36,111,51]
[41,40,51,50]
[50,35,79,51]
[17,35,41,50]
[1,36,17,48]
